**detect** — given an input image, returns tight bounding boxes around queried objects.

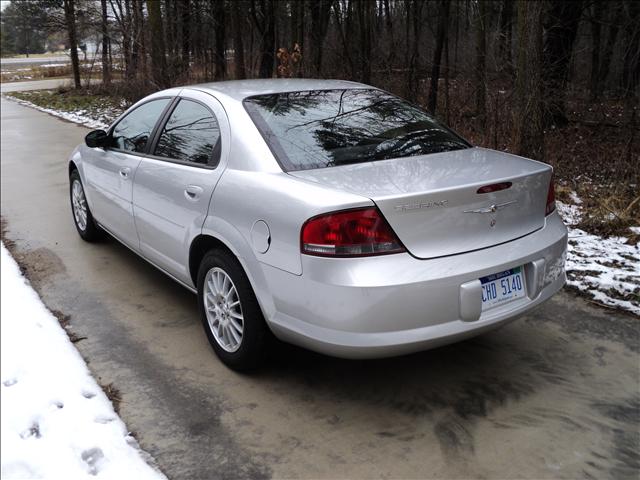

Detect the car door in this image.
[82,97,173,250]
[132,90,230,285]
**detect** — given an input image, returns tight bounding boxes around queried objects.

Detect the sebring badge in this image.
[394,200,448,212]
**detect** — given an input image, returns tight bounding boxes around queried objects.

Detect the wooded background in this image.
[1,0,639,175]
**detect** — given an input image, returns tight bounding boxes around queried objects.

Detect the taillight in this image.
[301,207,405,257]
[546,176,556,216]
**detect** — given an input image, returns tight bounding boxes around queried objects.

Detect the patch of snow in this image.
[569,191,582,205]
[3,95,122,130]
[1,243,166,480]
[556,201,582,226]
[557,197,640,316]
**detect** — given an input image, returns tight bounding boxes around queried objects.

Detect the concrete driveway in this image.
[1,92,639,479]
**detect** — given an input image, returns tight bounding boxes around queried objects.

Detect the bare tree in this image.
[252,0,275,78]
[232,0,246,79]
[475,0,487,127]
[146,0,167,87]
[621,0,640,97]
[63,0,81,88]
[427,0,451,114]
[543,0,583,126]
[498,0,514,72]
[356,0,374,84]
[100,0,111,86]
[213,0,226,80]
[310,0,332,77]
[596,3,623,95]
[512,0,544,161]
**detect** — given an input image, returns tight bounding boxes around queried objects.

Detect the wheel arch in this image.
[68,160,78,176]
[188,230,277,324]
[189,234,235,286]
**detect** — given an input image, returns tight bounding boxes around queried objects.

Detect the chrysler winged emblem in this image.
[463,200,517,214]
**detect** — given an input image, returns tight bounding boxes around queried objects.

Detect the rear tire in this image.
[197,249,270,371]
[69,169,103,242]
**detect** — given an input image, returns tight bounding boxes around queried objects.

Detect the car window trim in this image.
[106,96,176,156]
[146,97,222,170]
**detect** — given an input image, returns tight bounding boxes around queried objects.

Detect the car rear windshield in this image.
[243,88,471,172]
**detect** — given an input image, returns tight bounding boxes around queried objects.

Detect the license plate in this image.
[480,266,526,311]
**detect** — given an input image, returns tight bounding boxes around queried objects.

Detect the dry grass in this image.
[99,382,122,414]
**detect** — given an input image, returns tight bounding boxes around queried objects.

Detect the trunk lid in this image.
[289,147,552,259]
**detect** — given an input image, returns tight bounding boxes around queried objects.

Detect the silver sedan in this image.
[68,79,568,370]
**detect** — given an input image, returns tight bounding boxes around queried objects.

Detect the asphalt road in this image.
[1,55,70,66]
[1,78,97,93]
[1,91,639,480]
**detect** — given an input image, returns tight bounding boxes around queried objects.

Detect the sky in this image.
[1,1,10,12]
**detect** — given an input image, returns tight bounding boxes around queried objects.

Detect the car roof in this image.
[184,78,372,102]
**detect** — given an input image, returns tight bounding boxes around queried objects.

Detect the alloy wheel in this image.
[203,267,244,352]
[71,179,88,231]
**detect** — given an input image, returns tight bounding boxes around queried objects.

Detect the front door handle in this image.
[184,185,204,201]
[119,167,131,179]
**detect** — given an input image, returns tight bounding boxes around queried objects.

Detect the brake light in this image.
[546,176,556,215]
[477,182,512,194]
[301,207,405,257]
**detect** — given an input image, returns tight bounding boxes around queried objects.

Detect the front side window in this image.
[244,89,471,171]
[154,99,221,166]
[112,98,171,153]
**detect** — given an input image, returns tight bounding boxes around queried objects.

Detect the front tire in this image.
[69,169,103,242]
[197,249,270,371]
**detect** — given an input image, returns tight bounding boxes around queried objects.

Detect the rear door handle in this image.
[184,185,204,201]
[119,167,131,179]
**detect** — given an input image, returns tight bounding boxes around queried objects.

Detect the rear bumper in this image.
[261,212,568,359]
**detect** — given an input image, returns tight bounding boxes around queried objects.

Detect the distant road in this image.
[1,78,100,93]
[1,55,70,66]
[0,78,75,93]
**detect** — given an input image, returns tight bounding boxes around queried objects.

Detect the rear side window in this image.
[244,89,470,171]
[154,99,221,166]
[112,98,171,153]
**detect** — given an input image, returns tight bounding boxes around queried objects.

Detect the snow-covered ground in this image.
[1,243,166,480]
[557,199,640,315]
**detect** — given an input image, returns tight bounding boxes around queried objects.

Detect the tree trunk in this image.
[256,0,275,78]
[475,0,487,127]
[512,0,544,161]
[498,0,513,71]
[179,0,190,72]
[597,4,622,94]
[213,0,226,80]
[543,0,583,126]
[291,0,305,76]
[232,0,246,79]
[63,0,81,89]
[146,0,167,87]
[100,0,111,86]
[131,0,140,78]
[310,0,332,76]
[589,0,602,99]
[444,32,450,123]
[120,0,133,82]
[621,0,640,97]
[406,0,423,100]
[357,0,373,84]
[427,0,450,114]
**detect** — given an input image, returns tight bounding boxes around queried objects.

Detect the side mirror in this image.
[85,129,109,149]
